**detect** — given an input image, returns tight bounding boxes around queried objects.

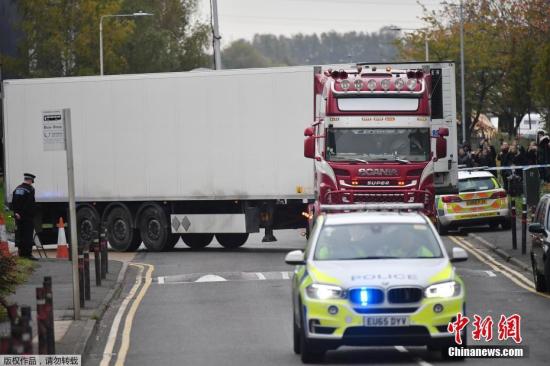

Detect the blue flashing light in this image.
[360,288,368,306]
[349,287,384,305]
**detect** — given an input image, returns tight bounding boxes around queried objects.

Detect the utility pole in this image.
[211,0,222,70]
[459,0,466,144]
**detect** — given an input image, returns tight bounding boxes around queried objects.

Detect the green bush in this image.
[0,257,35,320]
[0,178,15,233]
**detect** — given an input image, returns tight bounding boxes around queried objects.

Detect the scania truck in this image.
[304,62,458,226]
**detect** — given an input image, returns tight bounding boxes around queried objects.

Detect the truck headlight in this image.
[306,284,344,300]
[425,281,461,298]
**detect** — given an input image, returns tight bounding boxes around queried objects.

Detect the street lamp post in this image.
[388,26,429,61]
[99,11,153,76]
[459,0,466,144]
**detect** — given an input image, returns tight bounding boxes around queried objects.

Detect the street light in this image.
[442,0,466,143]
[388,26,429,61]
[99,11,153,76]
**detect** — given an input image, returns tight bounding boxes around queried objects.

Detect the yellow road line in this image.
[115,263,155,366]
[451,236,534,286]
[100,265,144,366]
[448,236,550,300]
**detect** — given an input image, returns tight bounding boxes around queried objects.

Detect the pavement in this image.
[83,230,550,366]
[0,250,127,359]
[452,219,533,272]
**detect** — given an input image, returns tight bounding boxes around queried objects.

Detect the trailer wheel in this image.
[164,235,181,251]
[139,205,170,252]
[77,206,100,247]
[216,233,249,249]
[106,206,140,252]
[182,234,214,249]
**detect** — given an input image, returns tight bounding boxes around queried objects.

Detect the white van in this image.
[518,113,543,139]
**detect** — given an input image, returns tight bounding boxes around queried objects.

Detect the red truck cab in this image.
[305,64,453,227]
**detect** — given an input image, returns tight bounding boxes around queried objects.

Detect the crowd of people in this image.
[457,131,550,183]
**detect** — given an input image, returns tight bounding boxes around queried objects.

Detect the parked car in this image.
[528,194,550,292]
[517,113,543,139]
[435,170,511,234]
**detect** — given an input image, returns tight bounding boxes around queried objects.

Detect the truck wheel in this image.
[216,233,249,249]
[164,235,181,251]
[531,252,546,292]
[139,205,170,252]
[77,206,100,247]
[501,218,512,230]
[182,234,213,249]
[106,206,140,252]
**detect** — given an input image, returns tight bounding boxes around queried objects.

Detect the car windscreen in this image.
[314,223,443,260]
[458,177,497,192]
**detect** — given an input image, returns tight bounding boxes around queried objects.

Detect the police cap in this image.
[24,173,36,182]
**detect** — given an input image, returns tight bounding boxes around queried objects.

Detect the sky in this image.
[196,0,443,47]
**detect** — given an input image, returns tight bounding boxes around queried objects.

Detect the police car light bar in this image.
[319,203,424,212]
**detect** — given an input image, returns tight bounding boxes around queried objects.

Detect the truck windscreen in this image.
[326,128,430,162]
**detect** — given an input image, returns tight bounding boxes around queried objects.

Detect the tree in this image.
[120,0,211,73]
[4,0,132,77]
[398,0,550,139]
[222,40,274,69]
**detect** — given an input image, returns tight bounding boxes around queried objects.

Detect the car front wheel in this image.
[531,252,546,292]
[299,310,325,363]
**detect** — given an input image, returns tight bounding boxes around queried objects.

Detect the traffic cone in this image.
[56,217,69,259]
[0,214,10,257]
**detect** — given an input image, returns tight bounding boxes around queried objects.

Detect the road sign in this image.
[42,110,65,151]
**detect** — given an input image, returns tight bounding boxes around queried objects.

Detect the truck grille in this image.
[353,193,405,203]
[387,288,423,303]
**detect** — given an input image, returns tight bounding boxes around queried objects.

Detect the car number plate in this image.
[364,316,410,327]
[466,199,487,206]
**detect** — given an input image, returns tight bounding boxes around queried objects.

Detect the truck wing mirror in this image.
[304,136,315,159]
[436,136,447,160]
[438,127,449,137]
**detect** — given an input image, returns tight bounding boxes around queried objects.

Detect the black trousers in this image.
[15,219,34,257]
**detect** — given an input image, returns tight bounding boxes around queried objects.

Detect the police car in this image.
[286,204,468,363]
[435,170,511,235]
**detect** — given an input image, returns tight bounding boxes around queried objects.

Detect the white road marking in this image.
[256,272,266,280]
[485,270,497,277]
[394,345,408,353]
[158,276,165,284]
[281,271,290,280]
[195,274,227,282]
[415,357,433,366]
[100,265,144,366]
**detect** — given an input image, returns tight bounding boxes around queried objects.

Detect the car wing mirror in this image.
[285,250,305,265]
[528,223,547,236]
[450,247,468,262]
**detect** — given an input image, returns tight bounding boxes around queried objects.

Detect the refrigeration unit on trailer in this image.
[2,67,315,251]
[304,62,458,226]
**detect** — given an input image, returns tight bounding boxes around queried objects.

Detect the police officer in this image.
[11,173,38,260]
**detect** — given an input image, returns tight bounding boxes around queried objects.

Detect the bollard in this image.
[7,304,21,354]
[20,306,33,354]
[78,250,85,307]
[511,199,517,250]
[100,228,108,278]
[93,231,101,286]
[84,247,91,301]
[0,337,10,354]
[36,287,49,355]
[43,276,55,354]
[521,197,527,255]
[10,322,23,355]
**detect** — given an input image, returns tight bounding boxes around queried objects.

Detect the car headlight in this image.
[425,281,461,298]
[306,283,344,300]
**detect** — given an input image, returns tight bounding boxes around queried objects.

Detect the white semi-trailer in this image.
[2,67,315,251]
